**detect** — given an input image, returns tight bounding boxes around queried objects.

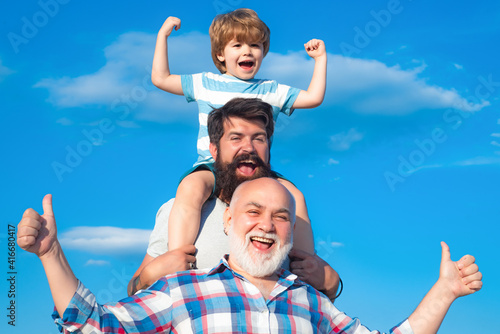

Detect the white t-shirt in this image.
[147,198,229,269]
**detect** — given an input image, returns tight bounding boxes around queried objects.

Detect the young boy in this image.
[152,8,327,258]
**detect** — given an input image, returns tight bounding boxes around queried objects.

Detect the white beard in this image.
[228,226,293,277]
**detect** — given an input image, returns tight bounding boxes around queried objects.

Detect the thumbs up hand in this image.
[18,194,59,259]
[439,241,483,299]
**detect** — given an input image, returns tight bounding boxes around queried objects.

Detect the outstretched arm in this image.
[17,194,78,317]
[151,16,183,95]
[292,39,327,109]
[408,242,482,334]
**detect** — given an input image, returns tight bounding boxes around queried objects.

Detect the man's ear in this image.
[209,142,218,161]
[217,53,225,62]
[223,207,231,235]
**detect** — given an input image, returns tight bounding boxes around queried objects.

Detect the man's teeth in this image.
[251,236,274,244]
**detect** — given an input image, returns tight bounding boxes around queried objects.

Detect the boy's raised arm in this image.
[293,39,327,109]
[407,242,482,334]
[17,194,78,318]
[151,16,183,95]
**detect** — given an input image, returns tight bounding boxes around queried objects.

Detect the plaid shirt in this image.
[53,256,413,333]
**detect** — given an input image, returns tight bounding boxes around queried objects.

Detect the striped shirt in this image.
[181,72,301,165]
[53,256,413,334]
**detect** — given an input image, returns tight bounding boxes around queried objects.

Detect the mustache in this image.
[228,152,266,169]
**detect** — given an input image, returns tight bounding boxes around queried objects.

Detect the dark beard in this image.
[214,152,272,204]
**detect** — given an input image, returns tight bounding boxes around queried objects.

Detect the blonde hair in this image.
[209,8,270,73]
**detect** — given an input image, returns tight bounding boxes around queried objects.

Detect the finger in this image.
[440,241,451,265]
[291,268,305,277]
[466,280,483,292]
[42,194,54,217]
[18,216,42,232]
[460,263,479,277]
[17,234,36,249]
[462,271,482,285]
[18,222,41,238]
[289,260,304,269]
[22,208,41,220]
[185,254,196,264]
[288,248,310,260]
[179,244,197,255]
[457,254,475,269]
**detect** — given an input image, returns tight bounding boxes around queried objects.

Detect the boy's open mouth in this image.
[250,236,275,250]
[239,61,254,70]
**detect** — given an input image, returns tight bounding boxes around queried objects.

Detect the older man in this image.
[18,178,482,333]
[128,98,338,300]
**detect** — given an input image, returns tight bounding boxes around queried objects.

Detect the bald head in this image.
[229,178,296,225]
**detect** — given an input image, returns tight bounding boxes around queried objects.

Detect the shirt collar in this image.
[208,255,302,284]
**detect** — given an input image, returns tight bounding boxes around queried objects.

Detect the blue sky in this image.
[1,0,499,332]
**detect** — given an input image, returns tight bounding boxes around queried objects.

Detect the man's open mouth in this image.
[237,159,258,176]
[239,61,254,70]
[250,236,275,250]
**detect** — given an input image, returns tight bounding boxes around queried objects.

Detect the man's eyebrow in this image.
[253,131,267,137]
[244,202,290,215]
[275,208,291,215]
[227,130,243,136]
[245,201,263,208]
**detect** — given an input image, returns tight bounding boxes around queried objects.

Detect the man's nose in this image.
[241,137,255,153]
[258,215,276,233]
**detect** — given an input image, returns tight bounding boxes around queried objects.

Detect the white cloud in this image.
[452,156,500,167]
[317,240,344,248]
[56,117,74,126]
[404,164,444,175]
[59,226,151,254]
[35,32,489,121]
[34,31,212,123]
[262,53,488,115]
[406,156,500,175]
[328,128,364,151]
[0,60,14,82]
[454,63,464,70]
[328,158,340,165]
[84,259,111,266]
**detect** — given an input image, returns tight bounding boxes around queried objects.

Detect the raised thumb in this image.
[440,241,451,264]
[42,194,54,216]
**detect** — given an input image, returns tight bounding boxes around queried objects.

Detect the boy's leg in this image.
[168,170,215,251]
[277,178,315,254]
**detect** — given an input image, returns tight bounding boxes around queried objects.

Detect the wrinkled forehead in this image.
[231,179,296,217]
